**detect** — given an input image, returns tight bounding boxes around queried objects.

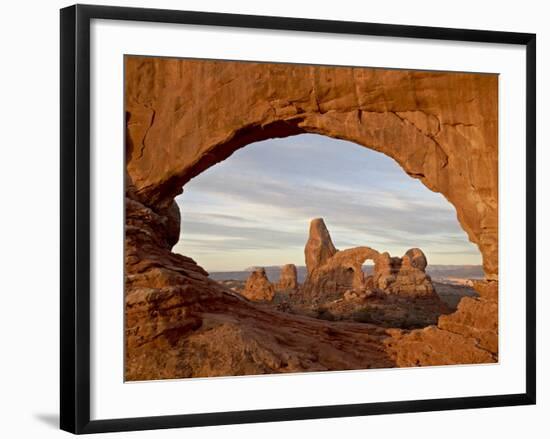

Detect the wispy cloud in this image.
[174,134,481,271]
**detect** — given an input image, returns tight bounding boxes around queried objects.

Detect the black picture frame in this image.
[60,4,536,434]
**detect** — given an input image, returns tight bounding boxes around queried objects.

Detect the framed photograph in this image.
[60,4,536,434]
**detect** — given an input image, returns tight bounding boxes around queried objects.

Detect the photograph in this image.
[0,0,539,436]
[124,56,499,381]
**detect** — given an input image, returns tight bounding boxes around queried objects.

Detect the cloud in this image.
[180,218,306,250]
[174,134,481,270]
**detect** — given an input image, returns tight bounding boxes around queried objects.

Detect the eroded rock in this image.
[373,249,435,297]
[276,264,298,291]
[125,57,498,278]
[242,268,275,302]
[302,220,438,302]
[303,245,380,302]
[305,218,338,274]
[124,58,499,379]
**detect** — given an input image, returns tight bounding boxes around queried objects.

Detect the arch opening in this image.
[172,133,481,327]
[129,108,496,280]
[124,56,499,380]
[174,134,481,271]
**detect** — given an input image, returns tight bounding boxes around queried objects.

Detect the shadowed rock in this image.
[302,222,438,303]
[126,58,498,279]
[404,248,428,271]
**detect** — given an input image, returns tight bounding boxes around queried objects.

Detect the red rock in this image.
[373,249,436,298]
[303,245,380,302]
[125,57,498,279]
[304,218,338,275]
[241,268,275,302]
[124,58,499,379]
[276,264,298,291]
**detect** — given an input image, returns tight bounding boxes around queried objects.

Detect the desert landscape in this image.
[125,56,498,381]
[215,218,481,330]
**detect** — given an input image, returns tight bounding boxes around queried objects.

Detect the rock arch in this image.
[303,246,382,300]
[126,56,497,278]
[124,57,498,380]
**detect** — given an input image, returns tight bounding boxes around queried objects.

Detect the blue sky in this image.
[173,134,481,271]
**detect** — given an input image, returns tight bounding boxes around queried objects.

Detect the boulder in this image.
[403,248,428,271]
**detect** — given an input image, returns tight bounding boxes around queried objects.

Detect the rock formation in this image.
[403,248,428,271]
[241,268,275,302]
[303,246,380,302]
[373,250,435,297]
[304,218,338,274]
[124,57,499,380]
[276,264,298,291]
[302,220,438,303]
[126,57,498,279]
[242,268,275,302]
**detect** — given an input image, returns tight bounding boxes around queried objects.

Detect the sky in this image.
[173,134,481,272]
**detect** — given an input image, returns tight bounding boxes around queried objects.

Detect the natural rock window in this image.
[125,57,498,380]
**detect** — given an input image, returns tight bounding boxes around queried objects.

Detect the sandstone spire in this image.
[304,218,338,275]
[242,268,275,302]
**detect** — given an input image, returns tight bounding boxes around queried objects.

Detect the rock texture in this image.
[276,264,298,291]
[126,57,498,278]
[242,268,275,302]
[302,220,438,303]
[303,246,380,302]
[124,57,499,380]
[374,250,436,297]
[304,218,338,275]
[404,248,428,271]
[383,279,498,366]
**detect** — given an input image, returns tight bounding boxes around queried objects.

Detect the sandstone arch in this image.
[124,57,498,380]
[126,57,497,278]
[303,246,382,300]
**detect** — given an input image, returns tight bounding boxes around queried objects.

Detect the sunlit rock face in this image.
[124,57,498,380]
[305,218,338,275]
[242,268,275,302]
[301,219,439,303]
[276,264,299,292]
[373,249,435,297]
[126,57,498,278]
